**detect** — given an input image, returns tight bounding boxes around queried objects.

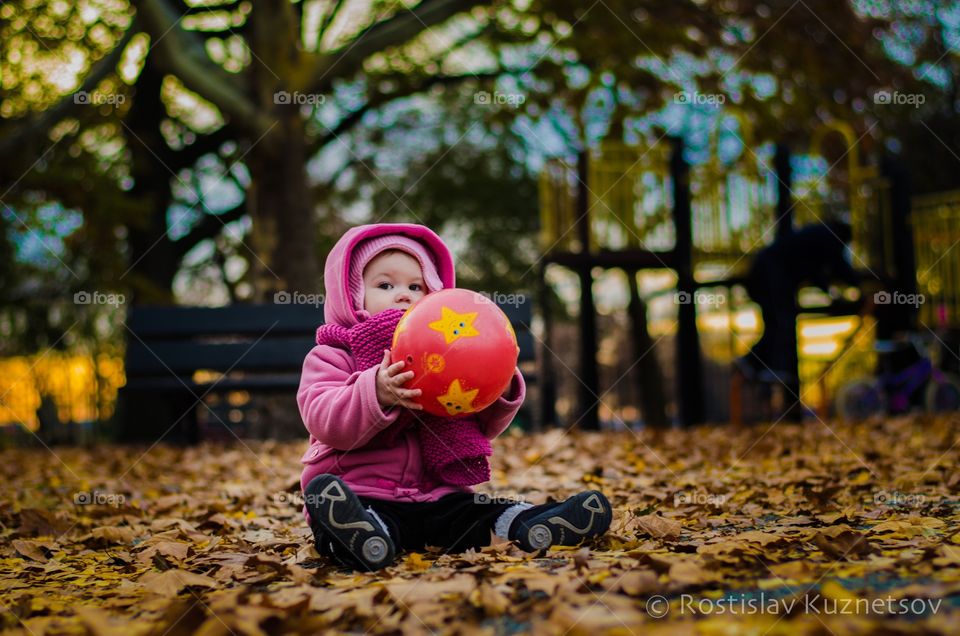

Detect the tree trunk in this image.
[244,0,320,300]
[245,111,320,299]
[125,62,178,305]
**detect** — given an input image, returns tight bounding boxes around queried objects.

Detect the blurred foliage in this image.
[522,0,921,144]
[0,352,125,429]
[0,1,135,353]
[331,93,540,295]
[1,0,960,354]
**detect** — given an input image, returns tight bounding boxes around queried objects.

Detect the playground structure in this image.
[913,189,960,330]
[536,115,960,428]
[4,119,960,436]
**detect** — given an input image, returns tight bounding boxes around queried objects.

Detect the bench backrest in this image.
[125,300,534,380]
[125,304,321,377]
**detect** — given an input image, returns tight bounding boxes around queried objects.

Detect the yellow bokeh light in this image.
[0,352,125,431]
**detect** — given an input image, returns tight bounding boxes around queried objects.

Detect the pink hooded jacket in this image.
[298,223,526,522]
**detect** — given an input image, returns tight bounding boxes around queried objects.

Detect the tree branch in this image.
[173,200,247,259]
[309,71,499,155]
[0,27,137,155]
[158,126,234,171]
[302,0,488,94]
[180,1,240,16]
[133,0,273,136]
[316,0,347,49]
[321,157,363,192]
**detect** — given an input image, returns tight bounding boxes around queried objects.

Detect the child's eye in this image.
[378,282,392,290]
[410,284,422,291]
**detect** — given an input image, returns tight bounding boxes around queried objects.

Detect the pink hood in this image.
[323,223,456,328]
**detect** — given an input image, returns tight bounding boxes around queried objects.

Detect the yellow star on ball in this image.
[428,306,479,344]
[437,379,479,415]
[504,317,517,343]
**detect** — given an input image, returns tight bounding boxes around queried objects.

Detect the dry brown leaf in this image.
[633,514,682,540]
[470,582,511,616]
[385,574,476,605]
[813,525,873,559]
[768,560,817,580]
[669,559,713,585]
[89,525,138,545]
[137,568,218,597]
[12,539,50,562]
[608,569,659,596]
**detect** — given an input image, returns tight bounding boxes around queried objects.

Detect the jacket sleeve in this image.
[297,344,401,450]
[476,367,526,440]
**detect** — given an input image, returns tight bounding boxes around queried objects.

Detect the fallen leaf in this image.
[89,526,138,545]
[12,539,49,562]
[137,569,218,597]
[633,514,682,540]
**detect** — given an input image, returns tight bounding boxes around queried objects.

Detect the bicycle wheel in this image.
[836,379,885,421]
[925,373,960,413]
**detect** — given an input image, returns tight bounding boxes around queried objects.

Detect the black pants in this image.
[313,493,523,558]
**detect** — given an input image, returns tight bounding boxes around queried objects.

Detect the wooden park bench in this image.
[116,298,536,443]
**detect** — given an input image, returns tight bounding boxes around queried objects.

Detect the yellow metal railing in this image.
[539,121,775,276]
[538,158,578,253]
[587,140,674,253]
[912,190,960,329]
[536,127,960,414]
[797,314,876,412]
[795,121,891,274]
[539,123,893,276]
[690,113,775,274]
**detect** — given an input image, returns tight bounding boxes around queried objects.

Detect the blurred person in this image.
[737,220,861,384]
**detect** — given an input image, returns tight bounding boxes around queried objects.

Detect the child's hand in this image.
[376,350,423,411]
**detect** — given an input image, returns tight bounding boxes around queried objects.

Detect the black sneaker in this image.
[509,490,612,552]
[304,474,396,571]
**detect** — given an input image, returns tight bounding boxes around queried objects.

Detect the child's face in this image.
[362,250,426,314]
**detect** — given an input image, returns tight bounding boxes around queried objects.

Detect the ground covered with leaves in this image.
[2,415,960,635]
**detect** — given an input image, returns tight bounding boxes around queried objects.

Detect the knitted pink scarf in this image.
[315,309,492,486]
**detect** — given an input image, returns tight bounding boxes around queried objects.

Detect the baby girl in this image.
[298,222,611,570]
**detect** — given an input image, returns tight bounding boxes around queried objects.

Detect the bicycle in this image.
[836,333,960,420]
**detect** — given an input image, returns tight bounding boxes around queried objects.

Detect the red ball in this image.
[390,288,519,417]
